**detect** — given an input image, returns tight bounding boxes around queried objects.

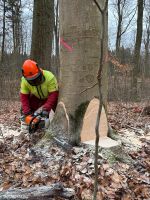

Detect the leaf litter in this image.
[0,100,149,199]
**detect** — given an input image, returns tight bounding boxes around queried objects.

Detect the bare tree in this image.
[144,4,150,77]
[1,0,6,62]
[132,0,144,98]
[6,0,23,55]
[111,0,136,56]
[31,0,54,70]
[51,0,59,77]
[21,0,33,56]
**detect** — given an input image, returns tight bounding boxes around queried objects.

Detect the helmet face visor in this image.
[26,72,44,86]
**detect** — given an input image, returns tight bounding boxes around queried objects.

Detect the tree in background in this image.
[31,0,54,70]
[49,0,108,145]
[108,0,138,101]
[7,0,22,55]
[0,0,23,61]
[132,0,144,98]
[52,0,59,77]
[144,2,150,77]
[113,0,136,57]
[1,0,6,62]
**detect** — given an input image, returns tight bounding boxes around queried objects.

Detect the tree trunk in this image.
[55,0,60,77]
[51,0,60,77]
[5,0,22,56]
[31,0,54,70]
[50,0,108,145]
[144,16,150,77]
[116,0,122,56]
[1,0,6,62]
[13,0,22,55]
[132,0,144,99]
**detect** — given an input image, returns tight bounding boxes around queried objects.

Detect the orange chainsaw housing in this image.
[25,115,40,125]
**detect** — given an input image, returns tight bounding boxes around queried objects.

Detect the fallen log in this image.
[0,183,75,200]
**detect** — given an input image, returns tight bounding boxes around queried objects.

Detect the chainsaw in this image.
[25,112,72,151]
[25,112,48,134]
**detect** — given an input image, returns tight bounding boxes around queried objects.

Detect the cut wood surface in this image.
[0,183,75,200]
[81,98,108,142]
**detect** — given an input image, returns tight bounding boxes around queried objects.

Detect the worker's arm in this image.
[42,76,59,112]
[20,78,31,115]
[20,93,31,115]
[42,91,59,112]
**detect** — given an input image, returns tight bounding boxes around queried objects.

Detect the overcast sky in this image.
[0,0,149,53]
[22,0,139,52]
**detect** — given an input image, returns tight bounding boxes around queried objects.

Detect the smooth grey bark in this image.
[132,0,144,98]
[1,0,6,62]
[50,0,108,144]
[144,16,150,77]
[31,0,54,70]
[53,0,60,77]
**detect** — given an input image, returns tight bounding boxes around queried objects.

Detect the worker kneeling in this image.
[20,59,59,133]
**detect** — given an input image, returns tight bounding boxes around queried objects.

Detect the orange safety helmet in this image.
[22,59,44,86]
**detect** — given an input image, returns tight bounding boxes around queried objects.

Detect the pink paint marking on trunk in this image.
[60,38,73,52]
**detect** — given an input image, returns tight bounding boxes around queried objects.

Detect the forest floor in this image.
[0,100,150,200]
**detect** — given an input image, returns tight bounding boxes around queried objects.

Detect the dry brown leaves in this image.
[0,100,150,199]
[0,100,20,129]
[1,135,149,199]
[108,102,150,131]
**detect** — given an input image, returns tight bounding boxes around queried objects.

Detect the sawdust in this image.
[0,124,20,140]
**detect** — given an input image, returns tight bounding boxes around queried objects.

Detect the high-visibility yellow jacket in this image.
[20,70,58,99]
[20,70,59,114]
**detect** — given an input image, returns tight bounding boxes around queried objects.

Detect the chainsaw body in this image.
[25,113,47,134]
[25,113,72,150]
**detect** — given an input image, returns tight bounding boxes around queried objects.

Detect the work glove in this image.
[21,111,33,122]
[41,110,49,118]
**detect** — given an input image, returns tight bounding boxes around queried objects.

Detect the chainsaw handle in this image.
[29,114,41,134]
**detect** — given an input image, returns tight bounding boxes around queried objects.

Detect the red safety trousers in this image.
[20,91,59,115]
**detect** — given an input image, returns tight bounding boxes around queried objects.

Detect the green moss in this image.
[69,101,89,145]
[70,101,89,130]
[107,154,118,164]
[101,148,133,165]
[108,125,119,141]
[43,130,54,140]
[74,101,89,128]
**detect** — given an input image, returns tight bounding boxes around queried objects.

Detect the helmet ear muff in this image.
[22,69,24,76]
[36,63,41,73]
[39,70,42,77]
[36,63,43,75]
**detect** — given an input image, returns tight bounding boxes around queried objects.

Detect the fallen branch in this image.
[0,183,75,200]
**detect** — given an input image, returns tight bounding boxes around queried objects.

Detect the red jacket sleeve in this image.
[42,91,59,112]
[20,93,31,115]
